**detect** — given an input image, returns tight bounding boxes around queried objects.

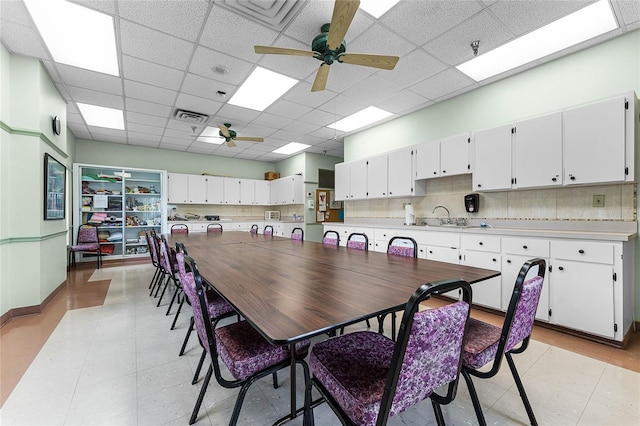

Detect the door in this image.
[387,148,414,197]
[167,173,188,203]
[206,175,224,204]
[502,255,549,321]
[461,251,501,309]
[223,178,241,205]
[240,179,255,205]
[367,154,388,198]
[440,132,470,177]
[472,124,512,191]
[415,141,440,179]
[349,159,367,199]
[187,175,207,204]
[254,180,270,205]
[334,162,350,201]
[513,112,562,189]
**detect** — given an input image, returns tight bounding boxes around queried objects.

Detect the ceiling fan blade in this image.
[218,124,231,138]
[254,45,317,57]
[235,137,264,142]
[340,53,399,70]
[227,140,236,148]
[311,64,331,92]
[327,0,360,50]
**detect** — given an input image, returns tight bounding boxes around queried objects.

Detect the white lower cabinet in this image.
[460,234,502,309]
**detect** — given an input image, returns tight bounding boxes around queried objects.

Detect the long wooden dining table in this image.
[167,231,501,424]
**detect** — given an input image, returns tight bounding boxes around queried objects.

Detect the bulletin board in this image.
[316,189,343,222]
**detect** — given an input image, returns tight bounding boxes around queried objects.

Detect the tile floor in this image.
[1,263,639,425]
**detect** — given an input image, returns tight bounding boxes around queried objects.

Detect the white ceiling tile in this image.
[409,68,475,101]
[199,4,279,61]
[174,93,224,117]
[617,0,640,26]
[158,143,189,151]
[70,130,92,140]
[317,94,369,117]
[377,49,447,87]
[348,23,416,59]
[264,99,313,120]
[423,10,514,67]
[189,45,255,86]
[0,21,50,59]
[67,122,89,134]
[69,1,116,16]
[216,104,261,123]
[282,120,321,135]
[66,112,84,124]
[41,61,63,83]
[126,123,165,136]
[161,135,192,145]
[318,140,344,150]
[251,113,293,130]
[283,83,338,108]
[56,63,123,95]
[127,131,162,142]
[129,138,161,148]
[126,111,168,127]
[125,98,172,118]
[342,74,402,105]
[1,0,33,26]
[308,63,372,94]
[181,73,236,100]
[375,90,432,115]
[124,80,177,105]
[121,55,185,90]
[489,0,591,37]
[67,86,124,109]
[297,109,337,127]
[119,20,193,70]
[118,0,209,41]
[89,127,126,138]
[381,1,483,45]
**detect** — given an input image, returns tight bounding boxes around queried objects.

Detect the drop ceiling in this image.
[1,0,638,162]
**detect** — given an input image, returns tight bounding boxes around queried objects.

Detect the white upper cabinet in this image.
[206,175,224,204]
[167,173,188,204]
[388,147,424,197]
[187,175,207,204]
[472,124,513,191]
[223,178,241,205]
[512,112,563,189]
[254,180,271,205]
[334,162,350,201]
[415,141,440,179]
[274,175,304,204]
[563,95,628,185]
[439,132,470,177]
[240,178,255,205]
[367,154,388,198]
[350,159,368,200]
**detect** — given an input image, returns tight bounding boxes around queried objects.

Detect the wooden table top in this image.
[171,232,500,345]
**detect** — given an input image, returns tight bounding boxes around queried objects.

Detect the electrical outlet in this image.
[593,195,605,208]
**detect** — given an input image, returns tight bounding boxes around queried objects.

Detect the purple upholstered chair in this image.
[68,225,102,269]
[461,258,546,426]
[322,230,340,246]
[145,231,162,290]
[154,235,179,309]
[291,227,304,241]
[181,254,311,425]
[207,223,222,233]
[387,236,417,258]
[263,225,274,236]
[249,224,259,234]
[346,232,368,251]
[171,223,189,234]
[304,279,472,426]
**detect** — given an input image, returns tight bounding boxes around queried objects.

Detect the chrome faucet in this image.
[432,205,451,224]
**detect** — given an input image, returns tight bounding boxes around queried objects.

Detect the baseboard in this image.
[0,280,66,328]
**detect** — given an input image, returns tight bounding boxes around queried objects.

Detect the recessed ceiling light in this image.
[359,0,400,18]
[328,106,393,132]
[272,142,310,155]
[212,65,229,75]
[24,0,119,76]
[229,67,298,111]
[77,103,125,130]
[197,126,225,144]
[456,0,618,81]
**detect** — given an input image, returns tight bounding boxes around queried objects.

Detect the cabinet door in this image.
[440,132,470,177]
[270,179,279,204]
[349,159,367,199]
[513,112,562,189]
[563,96,626,185]
[276,177,293,204]
[187,175,207,204]
[415,141,440,179]
[240,179,255,205]
[367,155,388,198]
[387,148,414,197]
[334,163,350,201]
[290,175,304,204]
[167,173,188,203]
[461,251,501,309]
[223,178,241,205]
[472,124,512,191]
[550,260,614,338]
[502,255,550,321]
[254,180,270,205]
[206,176,224,204]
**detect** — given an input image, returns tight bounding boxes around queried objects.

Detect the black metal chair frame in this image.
[171,223,189,234]
[304,279,473,426]
[155,234,180,310]
[322,230,340,246]
[263,225,274,235]
[291,227,304,240]
[207,223,223,232]
[184,255,311,425]
[145,231,163,290]
[386,236,418,258]
[461,258,546,426]
[346,232,369,250]
[250,224,259,233]
[148,230,167,297]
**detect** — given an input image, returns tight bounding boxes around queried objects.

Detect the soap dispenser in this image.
[464,194,479,213]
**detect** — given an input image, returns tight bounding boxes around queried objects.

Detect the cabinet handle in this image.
[478,241,483,245]
[507,259,511,263]
[433,171,437,175]
[552,177,557,182]
[523,245,528,249]
[570,176,576,181]
[558,266,564,271]
[492,258,497,262]
[477,184,482,188]
[429,250,433,254]
[442,170,446,174]
[578,249,585,254]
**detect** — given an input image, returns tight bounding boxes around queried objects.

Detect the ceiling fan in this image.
[254,0,399,92]
[218,123,264,148]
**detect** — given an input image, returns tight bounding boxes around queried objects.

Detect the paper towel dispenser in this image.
[465,194,479,213]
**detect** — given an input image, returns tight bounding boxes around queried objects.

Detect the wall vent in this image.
[174,109,209,124]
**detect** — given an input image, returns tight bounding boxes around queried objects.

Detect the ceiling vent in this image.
[218,0,304,31]
[174,109,209,124]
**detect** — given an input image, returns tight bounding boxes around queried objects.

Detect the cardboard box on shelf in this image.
[264,171,280,181]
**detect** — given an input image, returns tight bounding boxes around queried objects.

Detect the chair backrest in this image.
[77,225,98,244]
[250,224,259,234]
[148,230,161,264]
[171,223,189,234]
[291,227,304,241]
[502,258,546,354]
[263,225,273,236]
[322,230,340,246]
[346,232,368,251]
[207,223,223,233]
[159,234,176,276]
[379,279,472,421]
[145,231,159,266]
[387,236,417,258]
[182,255,218,358]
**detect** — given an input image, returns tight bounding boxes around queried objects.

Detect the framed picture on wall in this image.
[44,153,66,220]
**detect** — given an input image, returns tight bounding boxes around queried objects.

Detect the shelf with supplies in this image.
[73,163,167,263]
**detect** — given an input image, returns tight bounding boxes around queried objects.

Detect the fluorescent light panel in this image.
[457,0,618,81]
[328,106,393,132]
[24,0,119,76]
[272,142,310,155]
[359,0,400,18]
[77,103,125,130]
[229,67,298,111]
[197,126,224,144]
